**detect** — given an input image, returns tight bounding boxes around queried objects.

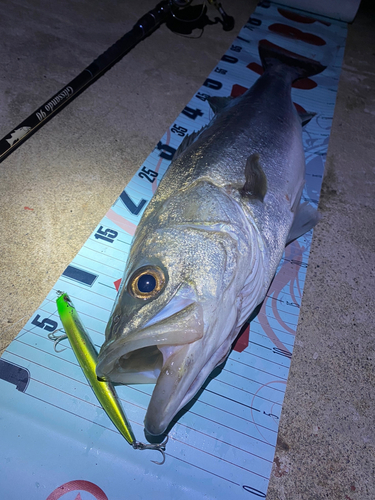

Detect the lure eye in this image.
[128,266,166,300]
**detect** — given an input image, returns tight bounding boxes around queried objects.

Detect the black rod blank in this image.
[0,0,173,163]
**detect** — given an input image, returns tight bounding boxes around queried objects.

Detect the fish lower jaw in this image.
[144,337,234,437]
[143,343,197,436]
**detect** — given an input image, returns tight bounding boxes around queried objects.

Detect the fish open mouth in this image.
[96,300,207,434]
[96,300,204,383]
[96,288,238,436]
[97,296,204,372]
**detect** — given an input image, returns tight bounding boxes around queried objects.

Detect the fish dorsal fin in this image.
[172,96,235,161]
[207,96,234,114]
[173,124,209,161]
[239,153,267,202]
[298,111,316,127]
[286,202,321,245]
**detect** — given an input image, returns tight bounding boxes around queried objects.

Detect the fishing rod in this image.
[0,0,234,163]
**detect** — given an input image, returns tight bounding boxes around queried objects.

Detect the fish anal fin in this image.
[239,153,267,202]
[299,111,316,127]
[286,202,321,245]
[290,179,305,213]
[207,96,234,114]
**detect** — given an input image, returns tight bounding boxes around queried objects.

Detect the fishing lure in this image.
[53,291,167,464]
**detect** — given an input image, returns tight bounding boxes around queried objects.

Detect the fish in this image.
[96,40,325,437]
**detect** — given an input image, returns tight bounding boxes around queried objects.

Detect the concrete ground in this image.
[0,0,374,498]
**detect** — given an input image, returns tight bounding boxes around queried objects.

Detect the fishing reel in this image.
[170,0,235,33]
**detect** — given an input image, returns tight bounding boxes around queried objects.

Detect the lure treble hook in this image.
[48,328,68,352]
[133,436,169,465]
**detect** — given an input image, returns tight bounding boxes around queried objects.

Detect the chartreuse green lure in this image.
[55,292,167,464]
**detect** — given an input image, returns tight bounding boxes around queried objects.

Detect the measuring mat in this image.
[0,2,347,499]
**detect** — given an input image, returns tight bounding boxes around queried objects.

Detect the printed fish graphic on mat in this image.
[96,40,325,437]
[6,126,31,146]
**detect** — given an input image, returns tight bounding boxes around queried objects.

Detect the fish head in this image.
[96,221,244,436]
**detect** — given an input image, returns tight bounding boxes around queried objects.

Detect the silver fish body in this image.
[96,40,324,436]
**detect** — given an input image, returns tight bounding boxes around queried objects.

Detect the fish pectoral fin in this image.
[239,153,267,202]
[286,202,321,245]
[207,96,234,114]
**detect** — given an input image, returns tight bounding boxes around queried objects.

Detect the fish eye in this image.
[128,266,166,300]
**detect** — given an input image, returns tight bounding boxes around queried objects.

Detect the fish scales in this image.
[96,40,325,437]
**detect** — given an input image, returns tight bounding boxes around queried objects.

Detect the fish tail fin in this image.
[258,39,326,81]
